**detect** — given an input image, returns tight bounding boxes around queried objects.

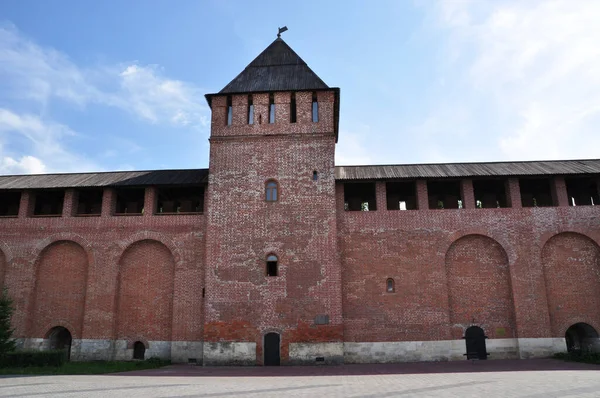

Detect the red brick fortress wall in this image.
[338,180,600,356]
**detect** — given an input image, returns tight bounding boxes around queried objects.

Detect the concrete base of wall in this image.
[288,342,343,365]
[344,338,567,363]
[517,338,566,359]
[14,337,569,364]
[202,342,256,366]
[16,338,205,363]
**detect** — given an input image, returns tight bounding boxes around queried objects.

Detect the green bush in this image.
[0,350,67,368]
[553,352,600,364]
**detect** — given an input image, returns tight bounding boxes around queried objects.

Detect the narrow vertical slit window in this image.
[312,171,318,181]
[248,95,254,125]
[269,94,275,124]
[226,96,233,126]
[290,92,297,123]
[266,254,278,277]
[312,92,319,122]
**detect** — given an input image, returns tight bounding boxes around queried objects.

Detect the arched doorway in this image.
[133,341,146,360]
[264,332,280,366]
[464,326,488,360]
[565,323,600,354]
[46,326,72,360]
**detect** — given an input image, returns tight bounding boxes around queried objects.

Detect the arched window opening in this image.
[226,96,233,126]
[312,171,318,181]
[266,254,278,277]
[265,180,278,202]
[386,278,394,293]
[133,341,146,360]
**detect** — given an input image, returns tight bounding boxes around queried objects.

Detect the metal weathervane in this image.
[277,26,288,38]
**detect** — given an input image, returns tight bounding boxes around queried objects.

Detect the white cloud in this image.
[0,23,207,127]
[0,108,98,174]
[0,23,209,175]
[0,155,46,175]
[115,64,206,126]
[423,0,600,160]
[335,129,374,165]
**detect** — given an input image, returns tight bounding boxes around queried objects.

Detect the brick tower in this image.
[203,37,342,365]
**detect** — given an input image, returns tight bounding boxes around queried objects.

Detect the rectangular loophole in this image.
[386,181,417,210]
[519,178,553,207]
[473,179,508,208]
[76,189,103,216]
[0,191,20,217]
[156,186,204,214]
[427,181,462,209]
[115,188,145,215]
[566,177,599,206]
[344,183,377,211]
[33,190,64,216]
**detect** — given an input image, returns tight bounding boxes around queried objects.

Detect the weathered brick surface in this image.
[542,232,600,336]
[0,77,599,365]
[338,183,600,343]
[204,90,342,364]
[0,213,205,343]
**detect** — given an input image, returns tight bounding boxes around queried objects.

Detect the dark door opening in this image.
[264,332,281,366]
[133,341,146,360]
[465,326,488,360]
[565,323,599,354]
[46,326,72,360]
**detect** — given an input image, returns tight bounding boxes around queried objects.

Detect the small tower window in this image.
[312,171,318,181]
[312,92,319,123]
[266,180,278,202]
[266,254,278,276]
[269,94,275,124]
[226,96,233,126]
[248,95,254,125]
[290,93,297,123]
[386,278,395,293]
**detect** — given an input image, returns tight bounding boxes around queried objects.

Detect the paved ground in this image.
[0,359,599,397]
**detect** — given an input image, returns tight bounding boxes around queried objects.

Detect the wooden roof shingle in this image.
[208,38,329,97]
[334,159,600,180]
[0,169,209,190]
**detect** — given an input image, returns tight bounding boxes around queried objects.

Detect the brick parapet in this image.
[416,180,429,210]
[460,179,475,209]
[551,176,569,207]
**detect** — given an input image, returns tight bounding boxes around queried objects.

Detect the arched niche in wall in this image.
[542,232,600,336]
[445,234,516,338]
[115,239,175,343]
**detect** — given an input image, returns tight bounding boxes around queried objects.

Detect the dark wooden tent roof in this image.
[335,159,600,180]
[213,38,329,96]
[0,169,208,190]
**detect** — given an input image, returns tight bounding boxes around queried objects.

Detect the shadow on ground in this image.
[114,359,599,377]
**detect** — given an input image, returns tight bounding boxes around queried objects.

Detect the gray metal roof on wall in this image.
[210,38,329,96]
[334,159,600,180]
[0,169,209,190]
[1,159,598,190]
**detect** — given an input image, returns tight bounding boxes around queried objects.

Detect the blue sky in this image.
[0,0,598,175]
